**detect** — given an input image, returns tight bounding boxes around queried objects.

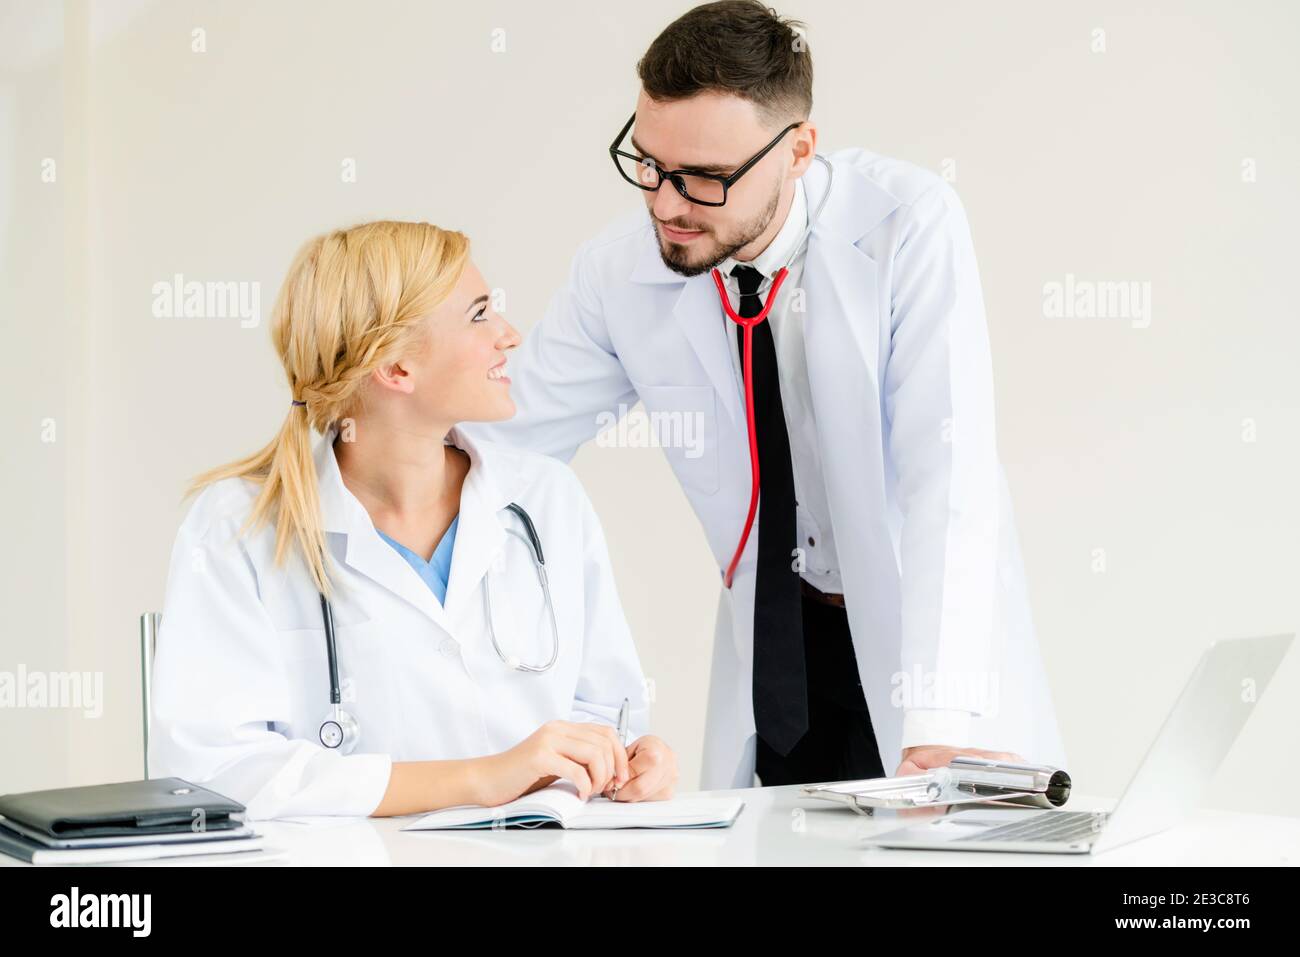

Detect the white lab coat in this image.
[463,148,1067,789]
[148,425,650,819]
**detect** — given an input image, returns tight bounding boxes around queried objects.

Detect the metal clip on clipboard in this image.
[800,756,1073,815]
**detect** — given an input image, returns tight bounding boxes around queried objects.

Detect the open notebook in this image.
[400,783,745,831]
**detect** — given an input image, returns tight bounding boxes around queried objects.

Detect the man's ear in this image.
[370,360,415,396]
[790,121,818,178]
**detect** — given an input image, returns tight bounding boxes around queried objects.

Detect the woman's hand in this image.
[470,720,630,807]
[605,735,677,802]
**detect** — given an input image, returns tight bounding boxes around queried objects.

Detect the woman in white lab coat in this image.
[148,221,678,820]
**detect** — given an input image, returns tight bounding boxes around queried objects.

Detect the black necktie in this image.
[732,264,808,756]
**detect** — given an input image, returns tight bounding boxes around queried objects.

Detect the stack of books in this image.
[0,778,269,865]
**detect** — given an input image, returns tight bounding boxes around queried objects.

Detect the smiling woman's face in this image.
[384,259,521,428]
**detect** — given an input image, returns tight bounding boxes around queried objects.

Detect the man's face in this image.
[628,91,791,277]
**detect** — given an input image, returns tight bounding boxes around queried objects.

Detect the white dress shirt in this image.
[717,178,969,751]
[717,179,843,595]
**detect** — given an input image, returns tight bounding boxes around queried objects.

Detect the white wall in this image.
[2,0,1297,816]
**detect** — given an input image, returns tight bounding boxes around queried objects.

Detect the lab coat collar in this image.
[314,423,526,633]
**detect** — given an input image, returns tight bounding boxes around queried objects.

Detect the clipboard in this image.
[800,756,1072,815]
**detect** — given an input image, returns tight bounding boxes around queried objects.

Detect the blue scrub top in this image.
[377,514,459,605]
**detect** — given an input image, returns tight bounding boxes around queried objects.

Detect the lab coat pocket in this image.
[627,382,720,496]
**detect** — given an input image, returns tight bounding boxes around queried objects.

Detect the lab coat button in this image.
[439,637,460,658]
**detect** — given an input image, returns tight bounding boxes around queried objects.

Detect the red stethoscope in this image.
[710,156,834,589]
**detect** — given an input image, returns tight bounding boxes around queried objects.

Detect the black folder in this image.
[0,777,245,842]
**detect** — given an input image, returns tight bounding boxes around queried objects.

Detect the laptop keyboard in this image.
[954,810,1109,845]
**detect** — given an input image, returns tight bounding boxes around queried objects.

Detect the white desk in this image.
[183,786,1300,867]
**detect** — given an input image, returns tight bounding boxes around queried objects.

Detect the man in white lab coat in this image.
[466,0,1066,789]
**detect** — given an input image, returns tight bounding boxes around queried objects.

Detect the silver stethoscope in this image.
[316,501,560,754]
[712,153,833,589]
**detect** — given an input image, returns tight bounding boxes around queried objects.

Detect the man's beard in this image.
[653,184,782,278]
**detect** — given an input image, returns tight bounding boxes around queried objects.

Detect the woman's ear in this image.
[370,360,415,396]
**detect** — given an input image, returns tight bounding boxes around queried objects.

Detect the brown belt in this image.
[800,578,846,608]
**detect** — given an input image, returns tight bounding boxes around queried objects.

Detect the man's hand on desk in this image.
[603,735,678,802]
[895,745,1024,777]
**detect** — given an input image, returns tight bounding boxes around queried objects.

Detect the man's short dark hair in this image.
[636,0,813,127]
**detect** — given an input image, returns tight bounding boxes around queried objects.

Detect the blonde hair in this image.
[189,220,471,597]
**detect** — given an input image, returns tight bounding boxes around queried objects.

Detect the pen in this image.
[610,697,630,800]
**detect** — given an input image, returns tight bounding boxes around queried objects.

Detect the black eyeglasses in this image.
[608,113,801,207]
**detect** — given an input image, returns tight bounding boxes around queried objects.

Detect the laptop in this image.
[866,633,1294,854]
